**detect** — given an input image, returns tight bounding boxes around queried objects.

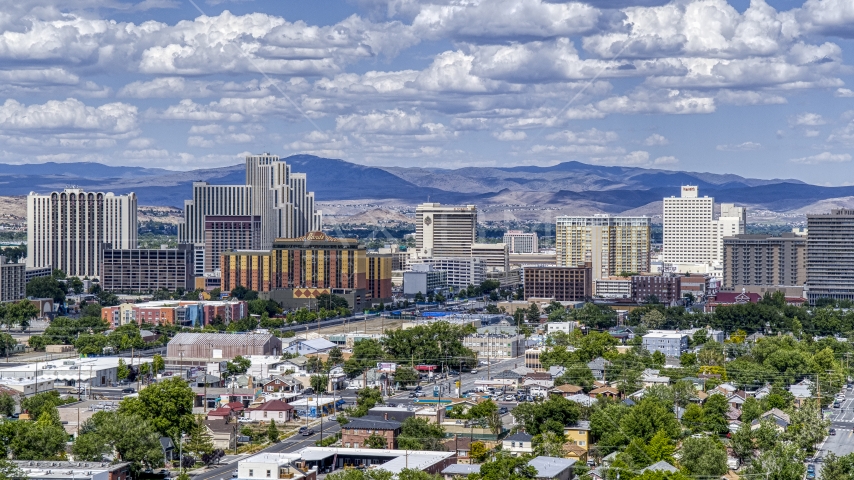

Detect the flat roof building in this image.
[723,233,806,290]
[0,255,25,302]
[523,266,592,301]
[504,230,539,254]
[806,209,854,304]
[166,332,282,360]
[415,203,477,258]
[556,215,650,281]
[100,244,195,293]
[409,257,486,289]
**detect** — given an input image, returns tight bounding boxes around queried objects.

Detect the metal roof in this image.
[170,332,275,347]
[529,456,577,478]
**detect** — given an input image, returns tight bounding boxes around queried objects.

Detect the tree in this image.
[118,376,195,444]
[117,359,130,381]
[20,391,64,425]
[267,419,279,443]
[0,457,23,479]
[679,436,727,476]
[620,398,680,442]
[818,452,854,480]
[784,400,829,452]
[414,292,425,303]
[702,393,729,434]
[350,387,383,417]
[310,374,329,395]
[184,416,215,459]
[152,354,165,373]
[73,411,163,471]
[26,276,66,304]
[327,347,344,366]
[745,441,805,480]
[344,339,385,379]
[69,277,85,295]
[393,367,419,386]
[0,393,14,417]
[512,395,581,435]
[470,441,488,462]
[730,424,755,464]
[642,310,665,329]
[5,301,38,330]
[741,396,763,424]
[526,303,540,324]
[532,430,566,458]
[469,452,537,480]
[10,412,69,460]
[0,333,17,361]
[680,403,704,432]
[397,417,446,451]
[679,352,697,368]
[225,356,252,377]
[326,470,394,480]
[364,432,388,449]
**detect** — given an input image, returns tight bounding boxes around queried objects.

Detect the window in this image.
[266,470,271,478]
[511,442,516,447]
[263,411,267,418]
[279,412,283,418]
[249,470,254,477]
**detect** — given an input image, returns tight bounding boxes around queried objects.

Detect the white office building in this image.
[409,257,486,288]
[504,231,539,254]
[178,153,322,274]
[593,277,633,299]
[415,203,477,258]
[27,189,137,278]
[663,186,746,269]
[471,243,510,272]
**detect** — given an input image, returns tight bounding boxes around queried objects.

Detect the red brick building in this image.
[341,415,402,449]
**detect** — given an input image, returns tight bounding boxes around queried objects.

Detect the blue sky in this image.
[1,0,853,185]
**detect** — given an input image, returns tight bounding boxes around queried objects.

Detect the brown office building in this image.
[100,245,195,293]
[220,231,390,310]
[523,266,592,301]
[204,215,261,274]
[722,233,806,290]
[632,275,682,304]
[341,415,402,449]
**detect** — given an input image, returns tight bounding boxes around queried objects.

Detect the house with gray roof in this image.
[640,460,678,474]
[284,338,337,355]
[587,357,611,380]
[528,456,576,480]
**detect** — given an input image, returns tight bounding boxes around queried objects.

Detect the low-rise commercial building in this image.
[642,331,689,357]
[100,245,195,293]
[13,461,131,480]
[0,357,148,388]
[409,257,486,288]
[523,266,592,301]
[342,415,403,449]
[101,300,247,327]
[462,333,525,359]
[242,448,455,477]
[166,332,282,360]
[593,276,632,299]
[632,275,682,304]
[403,264,447,296]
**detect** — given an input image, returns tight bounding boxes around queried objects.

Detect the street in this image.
[815,389,854,478]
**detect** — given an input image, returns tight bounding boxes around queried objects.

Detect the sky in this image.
[1,0,853,185]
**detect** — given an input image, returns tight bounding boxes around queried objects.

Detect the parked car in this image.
[302,428,315,436]
[470,370,478,374]
[504,395,514,401]
[499,407,508,415]
[121,387,135,394]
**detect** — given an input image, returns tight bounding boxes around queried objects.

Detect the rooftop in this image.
[528,456,577,477]
[442,464,480,475]
[505,432,533,442]
[169,332,275,347]
[346,415,402,430]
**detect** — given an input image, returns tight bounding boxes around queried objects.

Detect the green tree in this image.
[343,339,385,379]
[10,412,68,460]
[730,424,755,464]
[397,417,446,451]
[680,403,704,432]
[642,310,665,329]
[184,416,214,458]
[118,376,195,444]
[0,333,17,361]
[745,441,805,480]
[73,411,163,471]
[819,452,854,480]
[645,429,676,464]
[469,452,537,480]
[680,436,727,476]
[364,432,388,449]
[310,374,329,395]
[117,359,130,381]
[532,430,566,458]
[6,301,38,330]
[68,277,84,295]
[0,457,23,479]
[620,398,680,442]
[784,400,829,452]
[26,276,66,304]
[152,354,165,373]
[0,393,14,417]
[679,352,697,368]
[20,391,64,425]
[512,395,580,436]
[225,355,252,377]
[327,347,344,366]
[267,419,280,443]
[470,441,489,462]
[350,387,383,417]
[393,367,419,386]
[702,393,729,434]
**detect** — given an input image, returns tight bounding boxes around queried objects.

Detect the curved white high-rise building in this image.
[27,189,138,278]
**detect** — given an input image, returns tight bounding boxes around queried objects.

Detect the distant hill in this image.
[1,156,851,216]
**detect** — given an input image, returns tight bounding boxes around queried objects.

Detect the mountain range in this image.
[1,155,851,221]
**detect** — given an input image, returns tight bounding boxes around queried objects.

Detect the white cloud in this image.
[128,137,155,148]
[836,88,854,98]
[653,155,678,165]
[546,128,619,145]
[336,109,427,134]
[494,130,527,141]
[791,152,851,164]
[0,98,138,134]
[643,133,668,146]
[716,141,762,151]
[590,150,651,166]
[790,112,826,126]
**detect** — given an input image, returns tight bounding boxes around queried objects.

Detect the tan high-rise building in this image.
[415,203,477,258]
[555,215,650,280]
[722,233,806,289]
[27,188,137,278]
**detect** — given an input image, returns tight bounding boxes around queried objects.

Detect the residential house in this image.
[641,372,670,387]
[563,420,590,452]
[550,384,584,398]
[788,380,813,408]
[503,432,533,457]
[441,464,481,479]
[587,357,611,380]
[589,386,620,399]
[725,406,742,422]
[342,415,402,449]
[562,443,588,463]
[726,392,747,410]
[284,338,337,356]
[751,408,791,432]
[443,437,474,464]
[206,407,234,422]
[529,456,576,480]
[548,366,566,378]
[262,375,303,394]
[566,394,596,407]
[640,461,679,474]
[204,419,237,451]
[245,399,295,424]
[348,368,387,389]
